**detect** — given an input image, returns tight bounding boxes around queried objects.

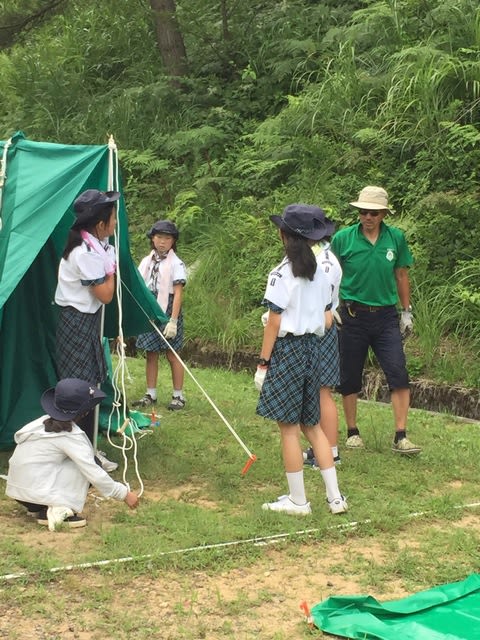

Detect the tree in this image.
[0,0,67,49]
[149,0,188,77]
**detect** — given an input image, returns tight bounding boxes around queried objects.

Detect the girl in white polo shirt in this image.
[255,204,347,516]
[55,189,119,462]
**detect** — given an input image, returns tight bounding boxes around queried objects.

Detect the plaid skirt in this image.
[136,295,184,353]
[256,333,322,426]
[56,306,107,384]
[318,323,340,387]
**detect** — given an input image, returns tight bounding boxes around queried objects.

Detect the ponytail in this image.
[283,233,317,280]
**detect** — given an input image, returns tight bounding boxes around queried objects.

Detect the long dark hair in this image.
[44,417,72,433]
[62,204,115,260]
[283,232,317,280]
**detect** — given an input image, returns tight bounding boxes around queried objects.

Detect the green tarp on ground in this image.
[311,573,480,639]
[0,132,167,449]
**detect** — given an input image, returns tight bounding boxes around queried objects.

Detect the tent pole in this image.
[93,135,117,453]
[92,305,105,454]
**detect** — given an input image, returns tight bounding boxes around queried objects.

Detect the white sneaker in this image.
[262,494,311,516]
[327,496,348,514]
[96,451,118,472]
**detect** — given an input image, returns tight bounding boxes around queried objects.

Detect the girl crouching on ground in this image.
[6,378,139,530]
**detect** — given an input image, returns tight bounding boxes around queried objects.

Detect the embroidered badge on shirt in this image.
[386,249,394,261]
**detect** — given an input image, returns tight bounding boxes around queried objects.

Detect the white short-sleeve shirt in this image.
[263,256,331,337]
[313,241,342,311]
[55,242,111,314]
[137,251,187,294]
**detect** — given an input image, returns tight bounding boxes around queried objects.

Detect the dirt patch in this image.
[2,500,480,639]
[0,536,409,640]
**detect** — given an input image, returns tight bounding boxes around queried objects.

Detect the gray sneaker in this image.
[96,451,118,472]
[132,393,156,408]
[392,437,422,455]
[345,434,364,448]
[168,396,186,411]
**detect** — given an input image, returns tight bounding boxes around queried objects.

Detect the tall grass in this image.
[410,264,480,385]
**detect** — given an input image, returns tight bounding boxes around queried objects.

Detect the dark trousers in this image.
[337,304,409,395]
[16,499,46,512]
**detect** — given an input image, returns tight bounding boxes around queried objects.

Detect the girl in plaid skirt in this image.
[55,189,119,458]
[132,220,187,411]
[255,204,347,516]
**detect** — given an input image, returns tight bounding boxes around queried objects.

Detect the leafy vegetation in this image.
[0,0,479,380]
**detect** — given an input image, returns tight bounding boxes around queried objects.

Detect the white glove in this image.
[47,506,74,531]
[254,366,267,391]
[399,310,413,337]
[261,311,269,327]
[163,318,178,339]
[333,309,342,325]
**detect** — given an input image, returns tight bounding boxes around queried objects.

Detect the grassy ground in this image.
[0,356,479,638]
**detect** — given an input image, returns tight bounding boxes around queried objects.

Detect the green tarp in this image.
[0,132,167,449]
[311,573,480,639]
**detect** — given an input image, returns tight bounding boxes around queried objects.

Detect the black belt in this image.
[343,301,391,313]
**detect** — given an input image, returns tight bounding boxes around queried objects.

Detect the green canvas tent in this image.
[0,132,167,450]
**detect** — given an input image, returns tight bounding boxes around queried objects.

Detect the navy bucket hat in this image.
[41,378,106,422]
[270,204,334,241]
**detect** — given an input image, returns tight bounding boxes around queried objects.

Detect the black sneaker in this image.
[37,509,87,528]
[303,447,341,467]
[36,509,48,525]
[303,447,319,469]
[63,514,87,528]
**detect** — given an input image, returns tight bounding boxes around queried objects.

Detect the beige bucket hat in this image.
[349,186,392,213]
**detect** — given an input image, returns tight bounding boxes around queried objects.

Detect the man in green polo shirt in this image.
[331,185,420,455]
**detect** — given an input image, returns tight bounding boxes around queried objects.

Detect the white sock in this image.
[320,466,342,502]
[286,471,307,505]
[173,389,184,399]
[147,388,157,400]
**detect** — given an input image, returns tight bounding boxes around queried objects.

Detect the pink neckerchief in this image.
[80,230,116,276]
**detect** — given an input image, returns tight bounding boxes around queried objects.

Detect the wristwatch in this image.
[257,358,271,366]
[401,305,412,312]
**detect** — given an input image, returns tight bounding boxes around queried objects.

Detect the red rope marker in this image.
[300,600,313,628]
[241,454,257,476]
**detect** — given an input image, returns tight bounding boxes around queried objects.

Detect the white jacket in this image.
[6,416,128,513]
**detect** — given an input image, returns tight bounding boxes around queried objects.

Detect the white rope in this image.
[120,277,255,460]
[0,137,13,230]
[1,500,479,581]
[102,135,145,496]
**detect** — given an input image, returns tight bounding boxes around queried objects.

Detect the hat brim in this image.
[40,386,106,422]
[270,215,333,241]
[73,191,121,220]
[349,200,392,213]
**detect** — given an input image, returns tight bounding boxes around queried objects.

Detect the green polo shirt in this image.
[331,221,413,306]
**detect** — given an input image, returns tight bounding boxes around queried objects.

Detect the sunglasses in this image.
[359,210,381,217]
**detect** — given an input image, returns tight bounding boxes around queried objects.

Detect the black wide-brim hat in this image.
[41,378,106,422]
[147,219,179,239]
[270,204,335,241]
[73,189,120,225]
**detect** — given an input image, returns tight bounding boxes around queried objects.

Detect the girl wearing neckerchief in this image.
[55,189,119,472]
[132,220,187,411]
